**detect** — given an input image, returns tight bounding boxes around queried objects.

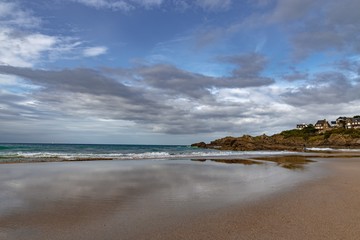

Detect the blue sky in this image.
[1,0,360,144]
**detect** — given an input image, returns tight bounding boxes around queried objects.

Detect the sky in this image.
[0,0,360,144]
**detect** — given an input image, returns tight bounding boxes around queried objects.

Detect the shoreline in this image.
[1,151,360,166]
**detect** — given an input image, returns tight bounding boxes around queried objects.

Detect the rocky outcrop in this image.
[191,131,360,151]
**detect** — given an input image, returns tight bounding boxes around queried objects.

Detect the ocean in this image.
[0,143,293,163]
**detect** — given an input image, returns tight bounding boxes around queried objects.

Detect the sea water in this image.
[0,143,294,162]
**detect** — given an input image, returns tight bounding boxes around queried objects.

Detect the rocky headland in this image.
[191,127,360,151]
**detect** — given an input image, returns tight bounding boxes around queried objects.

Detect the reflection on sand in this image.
[192,155,315,170]
[0,159,316,239]
[254,155,316,170]
[192,158,264,165]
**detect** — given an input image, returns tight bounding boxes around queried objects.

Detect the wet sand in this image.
[151,157,360,240]
[0,155,359,239]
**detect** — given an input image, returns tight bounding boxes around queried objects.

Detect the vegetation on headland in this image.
[191,127,360,151]
[280,125,360,140]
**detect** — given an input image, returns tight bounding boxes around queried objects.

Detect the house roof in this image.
[315,120,327,125]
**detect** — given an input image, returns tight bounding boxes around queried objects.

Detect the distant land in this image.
[192,116,360,151]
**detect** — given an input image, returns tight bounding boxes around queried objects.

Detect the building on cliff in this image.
[296,123,309,130]
[335,117,348,128]
[296,116,360,131]
[314,119,331,131]
[345,117,360,129]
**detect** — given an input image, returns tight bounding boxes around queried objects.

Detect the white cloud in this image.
[83,46,108,57]
[70,0,232,11]
[70,0,133,11]
[0,1,41,28]
[69,0,165,11]
[0,1,60,67]
[195,0,232,10]
[0,28,57,67]
[0,73,18,85]
[131,0,164,8]
[0,1,110,67]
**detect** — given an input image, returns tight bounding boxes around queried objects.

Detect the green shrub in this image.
[280,125,317,140]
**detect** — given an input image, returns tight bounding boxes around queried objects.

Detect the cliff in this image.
[191,128,360,151]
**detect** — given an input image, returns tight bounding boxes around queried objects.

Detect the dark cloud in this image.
[335,59,360,76]
[0,66,133,97]
[217,53,274,87]
[220,53,267,77]
[3,53,358,140]
[0,90,41,120]
[108,53,273,99]
[0,65,173,134]
[281,72,308,82]
[281,71,360,106]
[0,57,275,136]
[136,62,273,96]
[267,0,317,23]
[289,0,360,59]
[135,64,214,98]
[245,0,360,60]
[281,67,309,82]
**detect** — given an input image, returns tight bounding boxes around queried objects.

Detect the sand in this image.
[1,156,360,239]
[149,157,360,240]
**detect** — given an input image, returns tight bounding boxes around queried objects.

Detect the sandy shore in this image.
[147,157,360,240]
[1,156,360,239]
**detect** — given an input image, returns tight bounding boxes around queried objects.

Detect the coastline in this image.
[0,153,359,239]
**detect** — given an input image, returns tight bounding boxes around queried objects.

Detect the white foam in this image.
[306,147,360,152]
[1,150,296,161]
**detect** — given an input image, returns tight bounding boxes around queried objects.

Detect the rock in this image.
[191,142,207,148]
[191,129,360,151]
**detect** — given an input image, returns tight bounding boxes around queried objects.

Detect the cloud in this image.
[266,0,318,23]
[132,0,164,8]
[0,66,143,100]
[70,0,232,12]
[335,58,360,75]
[242,0,360,60]
[0,1,41,28]
[69,0,164,11]
[69,0,134,11]
[109,53,274,98]
[281,71,360,106]
[83,46,108,57]
[281,69,309,82]
[0,52,277,136]
[131,64,215,98]
[0,1,56,67]
[220,53,267,77]
[279,0,360,60]
[0,1,110,67]
[195,0,232,11]
[0,28,57,67]
[1,58,360,139]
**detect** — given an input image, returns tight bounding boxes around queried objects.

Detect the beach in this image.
[149,156,360,240]
[0,153,359,239]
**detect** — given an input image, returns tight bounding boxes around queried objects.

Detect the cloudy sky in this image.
[0,0,360,144]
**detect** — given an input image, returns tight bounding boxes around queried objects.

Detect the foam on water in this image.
[0,150,296,161]
[306,147,360,152]
[0,143,296,162]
